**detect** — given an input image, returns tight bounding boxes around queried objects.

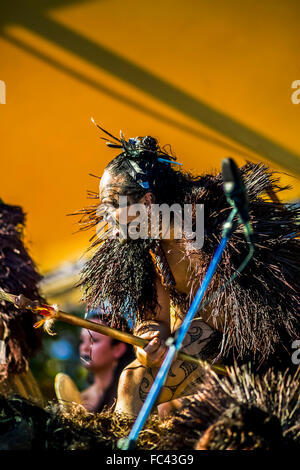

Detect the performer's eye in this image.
[102,199,118,209]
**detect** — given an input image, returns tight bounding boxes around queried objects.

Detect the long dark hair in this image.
[97,336,134,412]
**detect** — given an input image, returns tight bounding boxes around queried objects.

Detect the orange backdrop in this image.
[1,0,299,273]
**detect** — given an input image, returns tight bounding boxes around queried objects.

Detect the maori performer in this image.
[77,127,300,417]
[0,200,43,404]
[79,308,135,412]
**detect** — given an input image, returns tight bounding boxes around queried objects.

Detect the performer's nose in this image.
[80,341,89,355]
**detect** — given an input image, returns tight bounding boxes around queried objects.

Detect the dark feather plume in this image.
[0,202,43,381]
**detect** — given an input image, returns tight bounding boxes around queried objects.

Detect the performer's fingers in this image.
[136,338,166,367]
[148,342,167,367]
[134,336,160,367]
[144,336,161,354]
[139,330,160,341]
[145,338,167,367]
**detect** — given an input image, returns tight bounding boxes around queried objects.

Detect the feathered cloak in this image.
[79,163,300,371]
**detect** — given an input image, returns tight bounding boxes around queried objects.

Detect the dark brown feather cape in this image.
[79,163,300,371]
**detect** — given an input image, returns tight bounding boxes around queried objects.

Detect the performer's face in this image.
[79,323,120,372]
[99,169,151,239]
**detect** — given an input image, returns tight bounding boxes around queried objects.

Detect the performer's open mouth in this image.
[113,221,130,243]
[112,226,120,237]
[80,354,93,365]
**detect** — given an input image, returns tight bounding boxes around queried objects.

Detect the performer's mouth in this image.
[112,226,120,237]
[113,223,129,243]
[80,354,92,365]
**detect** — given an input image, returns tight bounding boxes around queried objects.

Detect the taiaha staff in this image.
[0,288,227,376]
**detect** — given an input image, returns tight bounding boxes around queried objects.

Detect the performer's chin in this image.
[80,355,93,367]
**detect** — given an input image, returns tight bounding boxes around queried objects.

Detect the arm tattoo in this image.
[136,321,215,403]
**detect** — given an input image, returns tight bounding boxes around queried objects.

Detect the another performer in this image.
[77,131,299,416]
[80,308,134,412]
[0,200,43,404]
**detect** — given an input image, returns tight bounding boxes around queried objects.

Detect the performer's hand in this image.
[134,321,169,368]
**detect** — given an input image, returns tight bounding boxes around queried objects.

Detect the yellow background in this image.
[1,0,299,273]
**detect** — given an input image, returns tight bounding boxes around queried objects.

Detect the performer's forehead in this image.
[99,170,122,199]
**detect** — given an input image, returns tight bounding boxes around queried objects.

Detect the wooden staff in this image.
[0,288,227,376]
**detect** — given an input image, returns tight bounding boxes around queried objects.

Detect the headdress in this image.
[91,118,182,190]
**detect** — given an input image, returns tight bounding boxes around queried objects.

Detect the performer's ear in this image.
[139,192,155,206]
[112,342,127,360]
